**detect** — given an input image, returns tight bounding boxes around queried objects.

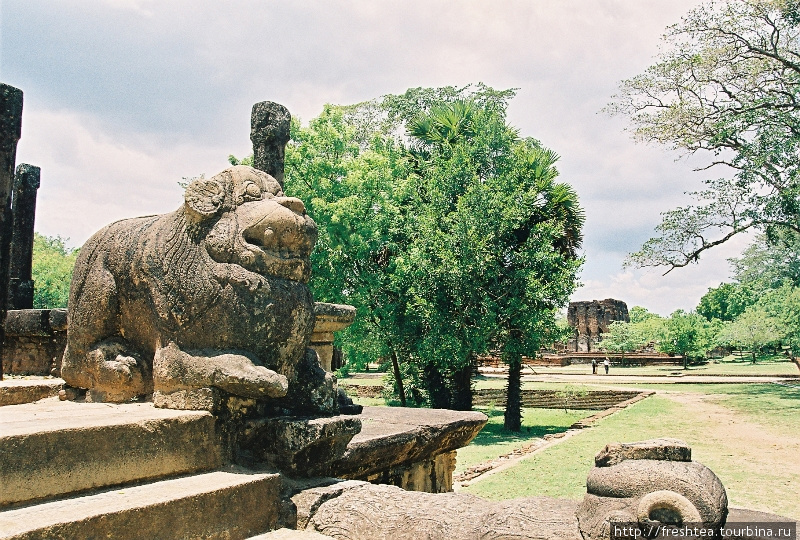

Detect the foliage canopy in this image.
[281,85,584,429]
[32,233,78,309]
[609,0,800,272]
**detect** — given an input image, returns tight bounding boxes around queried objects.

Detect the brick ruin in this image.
[567,298,629,352]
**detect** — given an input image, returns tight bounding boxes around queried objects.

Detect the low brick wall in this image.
[3,309,67,376]
[341,384,642,410]
[472,388,641,410]
[340,383,384,399]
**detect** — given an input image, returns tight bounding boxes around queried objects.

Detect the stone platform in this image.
[0,398,486,539]
[0,377,62,406]
[332,406,487,492]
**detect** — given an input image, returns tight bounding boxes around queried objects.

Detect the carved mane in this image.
[145,208,224,330]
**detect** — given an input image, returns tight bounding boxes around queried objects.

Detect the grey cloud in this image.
[5,0,733,314]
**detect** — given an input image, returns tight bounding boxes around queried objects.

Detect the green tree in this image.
[608,0,800,272]
[696,282,755,321]
[407,99,477,151]
[658,310,712,369]
[283,105,419,405]
[598,321,646,366]
[473,144,583,430]
[280,86,583,424]
[729,231,800,291]
[32,233,78,309]
[400,98,583,418]
[629,306,660,324]
[716,305,782,362]
[627,306,666,348]
[404,97,583,421]
[748,283,800,358]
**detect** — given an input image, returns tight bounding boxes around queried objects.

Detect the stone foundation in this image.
[2,309,66,376]
[0,304,348,378]
[341,384,644,411]
[362,450,456,493]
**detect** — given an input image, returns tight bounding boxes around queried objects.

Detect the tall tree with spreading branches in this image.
[608,0,800,272]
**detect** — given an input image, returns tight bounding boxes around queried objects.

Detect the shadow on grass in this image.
[468,407,591,447]
[468,421,575,447]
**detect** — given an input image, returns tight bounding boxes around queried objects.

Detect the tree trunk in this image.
[390,350,406,407]
[451,353,474,411]
[504,353,522,432]
[683,354,688,370]
[424,361,451,409]
[751,350,757,364]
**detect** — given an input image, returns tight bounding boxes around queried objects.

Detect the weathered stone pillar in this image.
[250,101,291,188]
[9,164,40,310]
[312,303,356,371]
[0,83,24,381]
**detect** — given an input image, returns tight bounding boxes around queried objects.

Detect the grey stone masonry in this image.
[0,83,24,381]
[9,164,40,310]
[251,101,291,187]
[3,309,67,375]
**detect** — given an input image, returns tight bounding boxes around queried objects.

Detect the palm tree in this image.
[407,99,477,151]
[502,147,584,431]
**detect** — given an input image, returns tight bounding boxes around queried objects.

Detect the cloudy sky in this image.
[1,0,747,315]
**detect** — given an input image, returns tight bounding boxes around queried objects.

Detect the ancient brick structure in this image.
[251,101,291,188]
[567,298,629,352]
[0,83,24,381]
[3,308,66,376]
[9,164,41,310]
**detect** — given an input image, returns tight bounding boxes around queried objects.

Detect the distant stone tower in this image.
[567,299,629,352]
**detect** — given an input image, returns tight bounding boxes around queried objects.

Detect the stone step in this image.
[0,468,281,540]
[0,377,62,406]
[248,529,334,539]
[0,398,222,506]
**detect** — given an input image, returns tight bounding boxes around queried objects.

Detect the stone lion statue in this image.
[576,439,728,540]
[61,165,336,413]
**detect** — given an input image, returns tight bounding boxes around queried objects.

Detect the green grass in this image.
[505,358,798,377]
[351,396,386,407]
[685,382,800,432]
[455,407,592,474]
[462,389,800,519]
[473,377,608,392]
[611,382,800,429]
[339,377,386,387]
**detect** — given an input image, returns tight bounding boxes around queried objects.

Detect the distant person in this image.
[603,358,610,375]
[591,358,597,374]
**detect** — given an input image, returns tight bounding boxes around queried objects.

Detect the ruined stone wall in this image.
[567,299,629,352]
[2,309,67,375]
[1,304,348,379]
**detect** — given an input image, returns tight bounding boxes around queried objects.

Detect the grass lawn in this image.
[461,385,800,519]
[338,377,385,387]
[472,377,609,391]
[505,358,799,377]
[454,407,592,475]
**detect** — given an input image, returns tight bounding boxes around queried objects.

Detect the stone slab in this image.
[0,398,222,505]
[249,528,334,539]
[594,437,691,467]
[238,415,361,477]
[0,378,62,406]
[330,406,487,480]
[305,483,581,540]
[0,469,281,540]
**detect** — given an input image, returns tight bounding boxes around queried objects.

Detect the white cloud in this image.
[15,108,230,246]
[7,0,749,315]
[573,233,753,315]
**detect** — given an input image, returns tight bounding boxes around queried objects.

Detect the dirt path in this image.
[659,390,800,518]
[661,390,800,468]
